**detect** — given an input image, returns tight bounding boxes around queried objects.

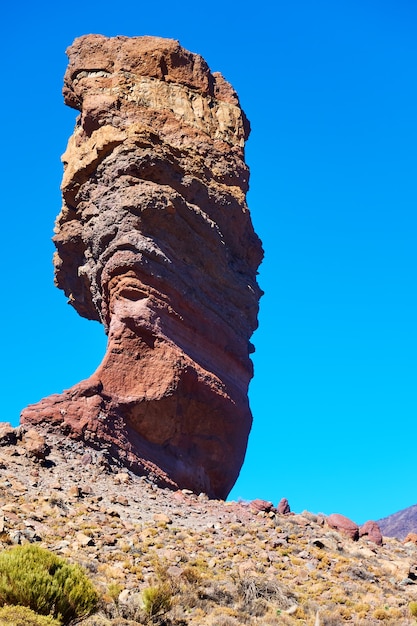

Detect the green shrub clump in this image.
[410,601,417,617]
[0,544,98,624]
[141,583,172,618]
[0,604,61,625]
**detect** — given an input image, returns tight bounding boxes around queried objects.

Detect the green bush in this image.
[410,601,417,617]
[141,583,172,618]
[0,544,98,624]
[0,604,60,625]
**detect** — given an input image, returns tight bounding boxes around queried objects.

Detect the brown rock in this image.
[76,532,95,547]
[0,423,17,446]
[403,532,417,545]
[115,473,131,485]
[153,513,172,525]
[21,429,50,460]
[110,495,129,506]
[326,513,359,541]
[249,499,274,514]
[102,535,117,546]
[359,520,383,546]
[277,498,291,515]
[68,485,82,498]
[21,34,263,500]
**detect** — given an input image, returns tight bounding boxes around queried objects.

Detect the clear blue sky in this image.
[1,0,416,524]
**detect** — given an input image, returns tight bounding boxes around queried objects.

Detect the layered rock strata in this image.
[21,34,263,499]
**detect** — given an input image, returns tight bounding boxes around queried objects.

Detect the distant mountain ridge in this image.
[378,503,417,540]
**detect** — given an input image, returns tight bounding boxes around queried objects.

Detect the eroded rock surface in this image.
[21,35,263,499]
[326,513,360,541]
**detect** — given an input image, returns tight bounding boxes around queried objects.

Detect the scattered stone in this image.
[273,532,289,547]
[289,514,310,527]
[110,495,128,506]
[68,485,82,498]
[81,452,93,465]
[115,473,130,485]
[2,504,16,512]
[153,513,172,525]
[102,535,117,546]
[117,589,130,604]
[286,605,299,615]
[0,423,17,446]
[76,532,95,547]
[9,530,22,544]
[21,429,50,460]
[166,565,184,578]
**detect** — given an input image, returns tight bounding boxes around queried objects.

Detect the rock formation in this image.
[326,513,359,541]
[277,497,291,515]
[359,520,383,546]
[21,35,263,499]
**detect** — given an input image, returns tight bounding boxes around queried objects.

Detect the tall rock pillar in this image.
[21,35,263,499]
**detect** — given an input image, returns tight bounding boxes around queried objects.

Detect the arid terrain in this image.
[1,423,417,625]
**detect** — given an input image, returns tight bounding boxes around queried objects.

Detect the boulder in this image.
[359,520,383,546]
[0,423,17,446]
[326,513,359,541]
[277,497,291,515]
[20,429,50,461]
[21,35,263,500]
[249,499,274,514]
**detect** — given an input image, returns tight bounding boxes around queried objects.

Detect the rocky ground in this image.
[0,423,417,625]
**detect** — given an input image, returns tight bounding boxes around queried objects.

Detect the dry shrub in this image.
[236,575,295,613]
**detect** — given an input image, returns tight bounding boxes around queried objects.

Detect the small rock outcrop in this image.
[326,513,359,541]
[403,533,417,545]
[359,520,383,546]
[277,497,291,515]
[21,35,263,499]
[249,499,274,514]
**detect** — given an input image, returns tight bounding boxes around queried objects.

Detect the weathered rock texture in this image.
[326,513,359,541]
[21,35,263,499]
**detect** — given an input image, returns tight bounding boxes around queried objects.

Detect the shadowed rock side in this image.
[21,35,263,499]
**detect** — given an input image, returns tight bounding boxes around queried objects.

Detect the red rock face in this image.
[359,520,383,546]
[21,35,263,499]
[326,513,359,541]
[277,498,291,515]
